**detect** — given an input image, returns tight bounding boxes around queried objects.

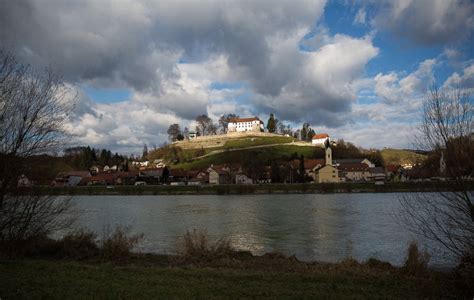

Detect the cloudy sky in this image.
[1,0,473,154]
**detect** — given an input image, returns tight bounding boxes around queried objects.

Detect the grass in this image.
[222,136,295,149]
[0,256,465,299]
[1,231,471,298]
[380,148,426,166]
[174,144,319,170]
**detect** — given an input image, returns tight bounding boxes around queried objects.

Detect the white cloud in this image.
[374,59,435,104]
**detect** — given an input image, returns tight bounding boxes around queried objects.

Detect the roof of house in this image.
[312,133,329,139]
[334,159,366,165]
[314,164,338,172]
[385,164,401,173]
[56,171,91,178]
[229,117,261,123]
[369,167,385,174]
[290,159,325,170]
[338,163,370,172]
[170,168,187,177]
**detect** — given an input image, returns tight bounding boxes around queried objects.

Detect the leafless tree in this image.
[195,114,217,136]
[167,123,181,142]
[218,113,239,134]
[0,49,76,242]
[399,85,473,262]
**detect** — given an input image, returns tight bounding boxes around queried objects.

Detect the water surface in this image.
[70,193,453,267]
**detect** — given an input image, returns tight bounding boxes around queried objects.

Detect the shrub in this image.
[60,229,99,260]
[178,229,234,262]
[100,225,144,259]
[402,241,430,275]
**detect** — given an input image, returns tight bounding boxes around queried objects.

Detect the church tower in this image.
[324,139,332,166]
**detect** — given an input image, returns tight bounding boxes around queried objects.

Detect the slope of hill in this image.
[380,148,426,166]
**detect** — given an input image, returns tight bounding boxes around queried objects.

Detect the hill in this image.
[380,148,426,166]
[148,133,428,170]
[148,133,318,169]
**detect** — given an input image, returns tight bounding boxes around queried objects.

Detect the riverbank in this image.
[0,255,467,299]
[17,181,471,195]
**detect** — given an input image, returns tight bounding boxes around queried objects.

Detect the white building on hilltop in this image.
[227,117,264,133]
[312,133,330,146]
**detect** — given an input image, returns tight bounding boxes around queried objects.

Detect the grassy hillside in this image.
[380,148,426,166]
[174,145,321,170]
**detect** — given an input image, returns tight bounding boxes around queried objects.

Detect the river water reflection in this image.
[70,193,453,267]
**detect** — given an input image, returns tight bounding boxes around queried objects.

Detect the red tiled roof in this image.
[385,164,400,173]
[290,159,325,170]
[338,163,370,172]
[312,133,329,139]
[229,117,261,123]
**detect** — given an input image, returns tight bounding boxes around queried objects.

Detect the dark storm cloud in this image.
[373,0,474,45]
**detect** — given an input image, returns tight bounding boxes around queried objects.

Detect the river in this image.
[68,193,454,267]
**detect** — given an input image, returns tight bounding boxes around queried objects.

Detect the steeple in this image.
[324,139,332,166]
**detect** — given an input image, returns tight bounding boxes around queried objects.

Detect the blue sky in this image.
[2,0,473,153]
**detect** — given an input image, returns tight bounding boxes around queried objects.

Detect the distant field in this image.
[381,148,426,165]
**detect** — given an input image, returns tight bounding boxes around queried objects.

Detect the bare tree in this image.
[399,85,473,262]
[218,114,239,134]
[167,123,181,142]
[0,49,76,242]
[195,114,217,136]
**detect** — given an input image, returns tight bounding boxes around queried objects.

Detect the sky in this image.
[1,0,473,154]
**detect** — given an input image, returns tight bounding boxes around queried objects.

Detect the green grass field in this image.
[0,259,464,299]
[174,144,319,170]
[222,136,295,149]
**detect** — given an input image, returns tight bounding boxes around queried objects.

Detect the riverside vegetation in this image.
[1,227,472,299]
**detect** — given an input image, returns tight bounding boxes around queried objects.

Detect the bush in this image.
[178,229,234,262]
[60,229,99,260]
[402,241,430,275]
[100,225,144,259]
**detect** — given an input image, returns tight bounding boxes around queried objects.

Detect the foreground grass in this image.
[0,257,463,299]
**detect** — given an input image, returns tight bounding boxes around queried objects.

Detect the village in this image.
[41,116,444,188]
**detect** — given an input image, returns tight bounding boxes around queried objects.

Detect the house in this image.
[138,168,164,184]
[18,174,32,187]
[291,158,325,180]
[208,164,235,185]
[52,171,92,187]
[188,131,197,140]
[187,170,208,185]
[209,169,227,185]
[90,166,100,175]
[369,167,386,183]
[338,163,371,182]
[313,142,339,183]
[334,158,375,168]
[235,172,253,184]
[153,159,166,168]
[312,133,330,146]
[86,173,116,185]
[227,117,264,133]
[169,168,188,182]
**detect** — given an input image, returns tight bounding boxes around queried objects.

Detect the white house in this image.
[312,133,330,146]
[227,117,264,133]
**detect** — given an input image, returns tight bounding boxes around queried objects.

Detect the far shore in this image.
[16,181,472,196]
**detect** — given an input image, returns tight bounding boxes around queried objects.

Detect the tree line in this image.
[63,146,128,170]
